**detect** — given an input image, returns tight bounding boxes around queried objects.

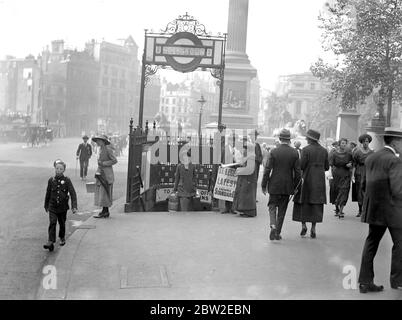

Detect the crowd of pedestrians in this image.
[41,127,402,294]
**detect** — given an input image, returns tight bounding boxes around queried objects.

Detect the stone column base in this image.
[336,111,360,142]
[366,118,385,151]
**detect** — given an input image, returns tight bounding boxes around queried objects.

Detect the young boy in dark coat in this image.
[43,159,77,251]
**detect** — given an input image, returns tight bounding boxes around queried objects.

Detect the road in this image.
[0,138,128,299]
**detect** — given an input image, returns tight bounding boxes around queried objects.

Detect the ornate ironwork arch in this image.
[162,12,210,36]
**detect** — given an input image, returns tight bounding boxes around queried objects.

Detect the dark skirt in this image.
[292,202,324,223]
[354,175,364,205]
[232,176,257,217]
[332,173,351,207]
[351,181,358,202]
[329,179,337,204]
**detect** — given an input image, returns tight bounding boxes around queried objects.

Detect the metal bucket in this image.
[86,181,95,193]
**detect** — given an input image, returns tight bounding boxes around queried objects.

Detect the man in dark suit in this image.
[76,135,92,180]
[261,128,301,241]
[294,140,302,159]
[358,127,402,293]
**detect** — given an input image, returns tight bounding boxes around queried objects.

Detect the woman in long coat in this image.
[92,134,118,218]
[232,142,257,217]
[352,134,373,217]
[328,141,339,207]
[330,138,353,218]
[293,129,329,238]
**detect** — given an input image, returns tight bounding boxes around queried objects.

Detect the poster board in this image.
[213,166,238,202]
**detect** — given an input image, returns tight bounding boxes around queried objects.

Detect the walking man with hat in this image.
[358,127,402,293]
[76,135,92,181]
[292,129,329,239]
[262,128,301,240]
[91,134,118,218]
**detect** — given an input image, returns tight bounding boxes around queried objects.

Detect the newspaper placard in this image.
[197,189,211,203]
[156,187,174,202]
[213,166,238,202]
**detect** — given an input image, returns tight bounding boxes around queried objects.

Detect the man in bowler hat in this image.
[358,127,402,293]
[262,128,301,240]
[76,135,92,180]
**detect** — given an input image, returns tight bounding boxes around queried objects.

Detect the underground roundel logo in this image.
[164,32,204,73]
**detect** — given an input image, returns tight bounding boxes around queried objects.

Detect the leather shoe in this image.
[359,283,384,293]
[43,242,54,252]
[239,213,253,218]
[391,283,402,290]
[269,228,276,241]
[310,230,316,239]
[94,213,107,218]
[300,226,307,237]
[60,238,66,246]
[275,233,282,240]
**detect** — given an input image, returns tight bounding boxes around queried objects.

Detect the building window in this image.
[111,67,118,77]
[120,70,126,79]
[103,65,108,74]
[111,93,117,108]
[111,79,117,88]
[172,98,176,105]
[102,77,108,86]
[295,101,302,114]
[310,83,316,90]
[101,91,108,106]
[28,85,31,92]
[119,93,125,106]
[294,83,304,88]
[119,80,125,89]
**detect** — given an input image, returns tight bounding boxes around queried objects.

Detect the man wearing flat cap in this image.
[262,128,301,240]
[76,135,92,180]
[358,127,402,293]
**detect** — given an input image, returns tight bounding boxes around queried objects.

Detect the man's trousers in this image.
[358,224,402,286]
[48,211,67,243]
[268,194,290,235]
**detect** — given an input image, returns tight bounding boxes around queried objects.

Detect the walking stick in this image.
[75,157,78,177]
[289,178,303,202]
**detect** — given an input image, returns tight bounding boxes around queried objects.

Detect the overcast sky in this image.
[0,0,330,91]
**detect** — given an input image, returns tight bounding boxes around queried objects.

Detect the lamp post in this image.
[197,95,206,139]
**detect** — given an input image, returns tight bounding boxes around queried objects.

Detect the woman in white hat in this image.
[232,142,258,217]
[92,135,118,218]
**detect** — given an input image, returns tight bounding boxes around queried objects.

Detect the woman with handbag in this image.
[292,129,329,238]
[92,134,118,218]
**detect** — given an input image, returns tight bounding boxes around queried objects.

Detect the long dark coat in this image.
[361,147,402,228]
[294,142,329,204]
[261,144,301,195]
[293,141,329,223]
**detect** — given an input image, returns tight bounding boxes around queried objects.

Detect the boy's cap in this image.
[53,159,66,169]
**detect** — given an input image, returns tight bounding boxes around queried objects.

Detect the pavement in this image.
[0,138,128,299]
[36,188,402,300]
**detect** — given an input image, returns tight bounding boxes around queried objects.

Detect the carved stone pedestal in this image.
[336,111,360,143]
[365,117,386,151]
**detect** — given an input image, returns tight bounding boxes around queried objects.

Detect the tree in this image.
[311,0,402,126]
[265,93,292,134]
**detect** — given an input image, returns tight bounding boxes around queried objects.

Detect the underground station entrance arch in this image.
[125,13,227,212]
